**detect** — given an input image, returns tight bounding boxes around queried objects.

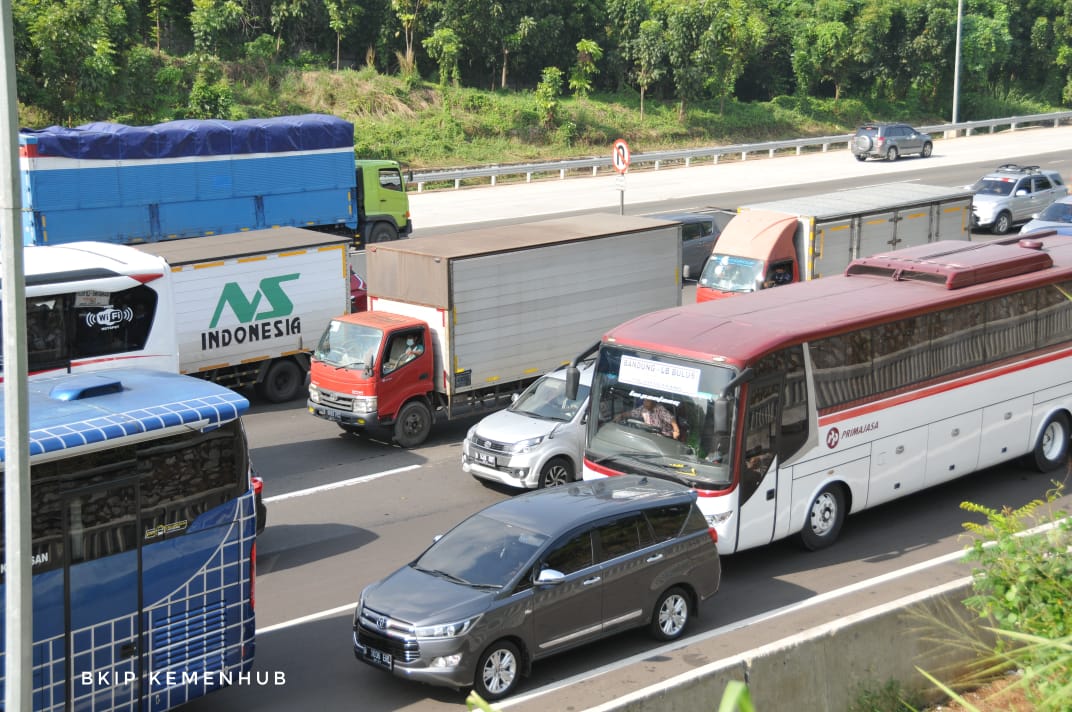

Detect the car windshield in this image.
[414,514,549,588]
[699,254,764,293]
[1037,201,1072,223]
[972,179,1015,196]
[313,320,383,369]
[509,374,590,421]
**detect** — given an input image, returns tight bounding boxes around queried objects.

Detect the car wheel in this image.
[854,154,867,162]
[992,211,1013,235]
[885,146,899,161]
[368,222,398,244]
[473,640,522,702]
[799,483,846,551]
[649,586,691,641]
[920,142,933,158]
[393,400,432,448]
[255,359,305,403]
[1030,412,1070,473]
[537,457,573,488]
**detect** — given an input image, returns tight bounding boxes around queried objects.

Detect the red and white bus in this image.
[1,241,178,381]
[575,234,1072,554]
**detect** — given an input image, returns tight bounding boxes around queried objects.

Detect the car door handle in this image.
[582,576,601,586]
[646,554,664,563]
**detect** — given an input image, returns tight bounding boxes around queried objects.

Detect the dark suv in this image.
[352,475,721,700]
[851,123,933,162]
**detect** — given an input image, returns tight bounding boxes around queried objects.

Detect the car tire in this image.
[1030,412,1070,473]
[649,586,691,641]
[885,146,899,161]
[368,222,398,244]
[537,457,573,488]
[473,640,522,702]
[393,400,432,448]
[992,211,1013,235]
[854,154,867,162]
[799,483,846,551]
[255,359,305,403]
[921,142,933,158]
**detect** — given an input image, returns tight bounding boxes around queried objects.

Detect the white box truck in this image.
[307,213,683,446]
[696,182,974,301]
[136,227,350,402]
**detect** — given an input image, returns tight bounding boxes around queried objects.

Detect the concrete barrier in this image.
[581,579,993,712]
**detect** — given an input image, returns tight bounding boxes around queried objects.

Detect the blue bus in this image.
[0,369,260,711]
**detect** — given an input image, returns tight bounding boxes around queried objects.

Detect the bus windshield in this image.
[698,253,765,293]
[586,346,738,490]
[314,320,383,369]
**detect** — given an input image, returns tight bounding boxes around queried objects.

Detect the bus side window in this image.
[740,379,781,504]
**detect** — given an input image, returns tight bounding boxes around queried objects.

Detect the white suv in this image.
[970,164,1068,234]
[462,364,592,489]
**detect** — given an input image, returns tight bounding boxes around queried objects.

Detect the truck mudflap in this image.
[307,401,382,430]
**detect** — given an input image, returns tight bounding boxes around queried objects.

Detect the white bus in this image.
[1,242,178,380]
[574,234,1072,554]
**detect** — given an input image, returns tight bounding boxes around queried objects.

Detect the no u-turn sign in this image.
[612,139,631,174]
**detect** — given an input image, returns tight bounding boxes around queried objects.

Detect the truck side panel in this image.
[150,240,349,375]
[449,229,681,397]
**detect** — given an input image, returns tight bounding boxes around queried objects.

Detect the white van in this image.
[461,364,593,489]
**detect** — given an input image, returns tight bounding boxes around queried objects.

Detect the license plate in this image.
[366,646,393,670]
[474,451,497,467]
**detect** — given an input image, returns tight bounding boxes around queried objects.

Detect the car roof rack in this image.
[994,163,1041,175]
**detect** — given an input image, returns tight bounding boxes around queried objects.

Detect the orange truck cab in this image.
[695,210,799,302]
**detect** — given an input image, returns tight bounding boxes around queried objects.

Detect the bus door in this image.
[64,479,145,711]
[735,376,783,551]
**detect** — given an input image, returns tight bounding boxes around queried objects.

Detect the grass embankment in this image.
[232,67,1062,171]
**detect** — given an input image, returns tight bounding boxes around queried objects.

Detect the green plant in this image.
[534,66,563,128]
[848,678,925,712]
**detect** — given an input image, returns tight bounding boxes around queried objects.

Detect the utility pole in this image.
[1,0,33,708]
[952,0,964,125]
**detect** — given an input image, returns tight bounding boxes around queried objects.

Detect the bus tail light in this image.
[708,527,719,544]
[250,542,256,611]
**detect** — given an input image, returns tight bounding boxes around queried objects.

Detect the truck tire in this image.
[256,359,305,403]
[368,222,398,243]
[394,400,432,447]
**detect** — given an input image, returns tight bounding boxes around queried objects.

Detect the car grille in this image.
[357,606,420,662]
[318,389,354,410]
[469,435,511,455]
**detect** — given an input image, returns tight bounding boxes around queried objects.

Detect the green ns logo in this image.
[210,274,300,328]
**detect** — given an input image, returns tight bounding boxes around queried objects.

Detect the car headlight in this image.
[508,436,545,453]
[309,384,320,403]
[413,615,481,639]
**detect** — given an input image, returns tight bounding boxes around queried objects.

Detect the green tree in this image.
[701,0,766,113]
[634,19,667,119]
[534,65,563,127]
[791,0,859,100]
[423,27,461,85]
[569,38,602,98]
[189,0,245,56]
[324,0,364,70]
[392,0,431,67]
[664,0,710,119]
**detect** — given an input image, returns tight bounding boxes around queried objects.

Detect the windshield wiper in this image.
[414,566,472,586]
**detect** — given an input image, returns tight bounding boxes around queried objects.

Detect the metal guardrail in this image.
[408,111,1072,192]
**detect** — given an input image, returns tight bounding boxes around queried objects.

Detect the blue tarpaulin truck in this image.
[18,113,412,247]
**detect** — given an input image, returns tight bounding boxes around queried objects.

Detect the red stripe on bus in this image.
[818,346,1072,426]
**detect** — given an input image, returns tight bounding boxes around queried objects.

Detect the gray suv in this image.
[352,475,721,700]
[970,164,1068,234]
[851,123,933,161]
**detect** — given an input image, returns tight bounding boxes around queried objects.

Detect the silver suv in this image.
[971,164,1068,234]
[352,475,721,700]
[851,123,933,161]
[462,364,592,489]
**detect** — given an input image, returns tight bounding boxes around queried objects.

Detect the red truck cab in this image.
[307,310,435,446]
[695,210,800,302]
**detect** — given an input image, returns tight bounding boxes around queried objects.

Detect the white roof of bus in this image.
[19,241,167,277]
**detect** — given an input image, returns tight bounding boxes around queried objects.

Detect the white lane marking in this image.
[259,603,357,635]
[262,464,421,503]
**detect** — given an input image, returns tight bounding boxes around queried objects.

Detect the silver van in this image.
[352,475,721,700]
[462,364,593,489]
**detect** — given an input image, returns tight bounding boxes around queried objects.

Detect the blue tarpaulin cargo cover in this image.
[19,114,354,159]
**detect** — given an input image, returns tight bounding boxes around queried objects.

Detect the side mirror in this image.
[536,568,565,585]
[511,392,519,403]
[1015,189,1028,197]
[565,366,580,400]
[714,396,731,433]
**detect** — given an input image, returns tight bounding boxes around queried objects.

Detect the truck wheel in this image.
[1030,412,1070,473]
[256,359,304,403]
[394,400,432,447]
[368,222,398,243]
[799,483,846,551]
[992,211,1012,235]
